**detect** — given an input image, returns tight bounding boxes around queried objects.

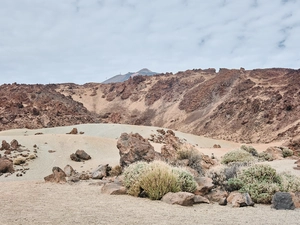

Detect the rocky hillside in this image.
[0,83,100,130]
[1,68,299,144]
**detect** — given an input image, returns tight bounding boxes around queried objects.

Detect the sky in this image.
[1,0,300,84]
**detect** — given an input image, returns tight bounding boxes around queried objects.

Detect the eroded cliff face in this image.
[1,68,299,143]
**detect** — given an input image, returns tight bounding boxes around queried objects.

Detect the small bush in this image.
[172,167,197,193]
[123,162,149,196]
[258,152,273,161]
[109,165,123,177]
[282,148,293,158]
[176,145,203,175]
[208,162,249,191]
[241,145,258,156]
[139,161,180,200]
[221,150,255,165]
[278,172,300,192]
[123,161,198,200]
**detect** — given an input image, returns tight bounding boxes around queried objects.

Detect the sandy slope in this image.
[0,124,300,224]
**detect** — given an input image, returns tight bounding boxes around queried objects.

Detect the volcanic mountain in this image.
[1,68,299,145]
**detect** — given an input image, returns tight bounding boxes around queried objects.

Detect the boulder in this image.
[272,192,295,210]
[67,128,78,134]
[193,195,210,204]
[44,167,67,183]
[206,188,228,203]
[0,158,14,173]
[101,183,127,195]
[290,192,300,208]
[75,150,91,160]
[227,191,254,207]
[117,133,158,167]
[70,153,81,162]
[64,165,76,177]
[213,144,221,148]
[162,192,195,206]
[1,140,10,150]
[79,173,90,180]
[194,177,214,195]
[92,164,110,179]
[10,139,19,150]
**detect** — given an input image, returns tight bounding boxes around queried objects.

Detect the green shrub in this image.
[123,161,149,196]
[278,172,300,192]
[282,148,293,158]
[208,162,249,191]
[221,150,255,165]
[123,161,197,200]
[172,167,197,193]
[241,145,258,156]
[258,152,273,161]
[227,164,300,204]
[139,161,180,200]
[176,145,203,175]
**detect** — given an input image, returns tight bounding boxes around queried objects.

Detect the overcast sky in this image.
[1,0,300,84]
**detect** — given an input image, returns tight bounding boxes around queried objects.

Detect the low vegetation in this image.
[123,161,197,200]
[227,164,300,203]
[221,149,255,165]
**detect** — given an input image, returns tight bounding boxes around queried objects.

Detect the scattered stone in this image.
[272,192,295,210]
[28,154,37,159]
[227,192,254,207]
[92,164,111,179]
[67,128,78,134]
[162,192,195,206]
[44,167,67,183]
[0,158,14,173]
[48,150,56,153]
[213,144,221,148]
[1,140,10,150]
[70,153,81,162]
[193,195,210,204]
[13,157,26,165]
[79,131,85,134]
[219,197,227,206]
[34,133,43,135]
[4,150,11,155]
[10,139,19,150]
[79,173,90,180]
[64,165,76,177]
[33,144,37,148]
[117,132,159,167]
[68,174,80,182]
[290,192,300,208]
[101,183,127,195]
[75,150,91,160]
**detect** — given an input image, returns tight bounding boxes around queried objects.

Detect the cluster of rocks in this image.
[0,139,37,177]
[44,164,112,183]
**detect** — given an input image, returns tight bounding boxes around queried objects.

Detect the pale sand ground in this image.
[0,124,299,224]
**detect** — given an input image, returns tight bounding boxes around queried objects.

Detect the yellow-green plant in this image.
[221,150,255,165]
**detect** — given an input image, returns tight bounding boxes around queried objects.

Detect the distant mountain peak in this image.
[102,68,158,84]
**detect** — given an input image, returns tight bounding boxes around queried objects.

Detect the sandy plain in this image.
[0,124,299,225]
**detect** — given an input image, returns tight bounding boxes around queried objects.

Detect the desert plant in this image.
[278,172,300,192]
[240,145,258,156]
[221,149,255,165]
[282,148,294,158]
[176,145,203,175]
[258,152,273,161]
[228,164,286,204]
[138,161,180,200]
[109,165,123,177]
[208,162,249,191]
[172,167,197,193]
[123,161,149,196]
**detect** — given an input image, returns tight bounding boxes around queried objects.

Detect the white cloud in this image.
[0,0,300,84]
